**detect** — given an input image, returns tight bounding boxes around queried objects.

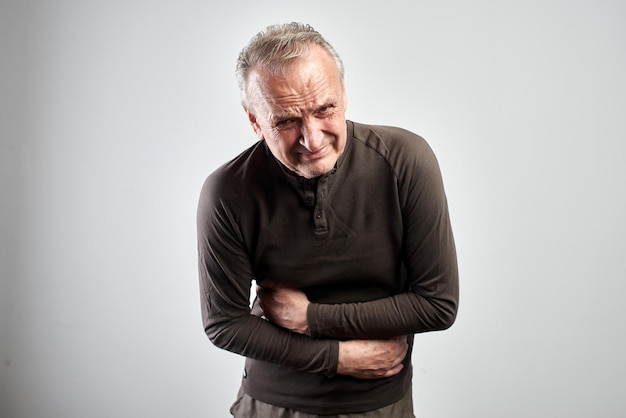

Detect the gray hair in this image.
[236,22,345,110]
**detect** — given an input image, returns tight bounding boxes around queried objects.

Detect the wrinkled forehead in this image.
[246,46,343,108]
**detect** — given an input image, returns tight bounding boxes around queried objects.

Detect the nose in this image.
[299,118,324,152]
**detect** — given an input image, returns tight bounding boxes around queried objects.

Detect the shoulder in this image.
[198,141,268,216]
[349,121,439,175]
[352,120,426,143]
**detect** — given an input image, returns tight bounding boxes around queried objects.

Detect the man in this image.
[197,22,459,417]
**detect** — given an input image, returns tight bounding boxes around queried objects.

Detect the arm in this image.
[312,135,459,339]
[259,134,459,340]
[197,174,337,376]
[198,173,407,378]
[257,281,409,379]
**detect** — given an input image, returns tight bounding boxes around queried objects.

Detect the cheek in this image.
[268,130,299,150]
[327,112,346,129]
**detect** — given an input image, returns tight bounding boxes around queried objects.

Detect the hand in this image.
[337,337,408,379]
[257,280,311,335]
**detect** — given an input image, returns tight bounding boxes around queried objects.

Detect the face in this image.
[245,44,348,179]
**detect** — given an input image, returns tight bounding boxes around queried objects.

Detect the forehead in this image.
[248,45,344,115]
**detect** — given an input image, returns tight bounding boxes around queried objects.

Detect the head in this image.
[236,22,348,179]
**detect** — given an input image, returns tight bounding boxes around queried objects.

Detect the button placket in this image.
[313,175,329,233]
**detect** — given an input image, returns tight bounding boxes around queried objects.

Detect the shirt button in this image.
[315,210,323,219]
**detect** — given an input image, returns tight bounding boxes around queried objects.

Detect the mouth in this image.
[301,144,330,161]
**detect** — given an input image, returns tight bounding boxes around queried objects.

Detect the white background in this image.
[1,1,625,417]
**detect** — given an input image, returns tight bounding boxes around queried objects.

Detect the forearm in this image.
[197,176,340,375]
[204,303,338,376]
[307,288,458,340]
[259,265,458,340]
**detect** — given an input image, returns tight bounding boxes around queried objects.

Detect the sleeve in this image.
[307,134,459,339]
[197,172,339,375]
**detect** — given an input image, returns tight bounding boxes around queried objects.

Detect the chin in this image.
[292,154,338,178]
[303,164,333,179]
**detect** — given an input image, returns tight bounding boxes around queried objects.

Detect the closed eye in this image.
[274,117,298,129]
[317,104,335,116]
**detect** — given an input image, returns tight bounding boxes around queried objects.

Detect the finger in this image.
[398,340,409,355]
[391,352,406,368]
[383,363,404,378]
[363,363,404,380]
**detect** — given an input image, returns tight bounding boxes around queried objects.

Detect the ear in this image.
[245,107,264,140]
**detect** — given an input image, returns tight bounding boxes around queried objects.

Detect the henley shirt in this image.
[197,121,459,415]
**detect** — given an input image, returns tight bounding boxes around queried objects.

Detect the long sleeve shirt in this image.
[197,121,459,415]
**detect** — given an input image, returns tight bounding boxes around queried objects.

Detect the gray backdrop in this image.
[1,1,625,417]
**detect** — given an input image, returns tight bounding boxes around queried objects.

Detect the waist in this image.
[242,357,413,415]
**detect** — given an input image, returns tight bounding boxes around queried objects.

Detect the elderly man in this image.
[197,22,459,417]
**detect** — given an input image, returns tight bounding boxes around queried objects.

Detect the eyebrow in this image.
[269,114,295,125]
[270,100,336,123]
